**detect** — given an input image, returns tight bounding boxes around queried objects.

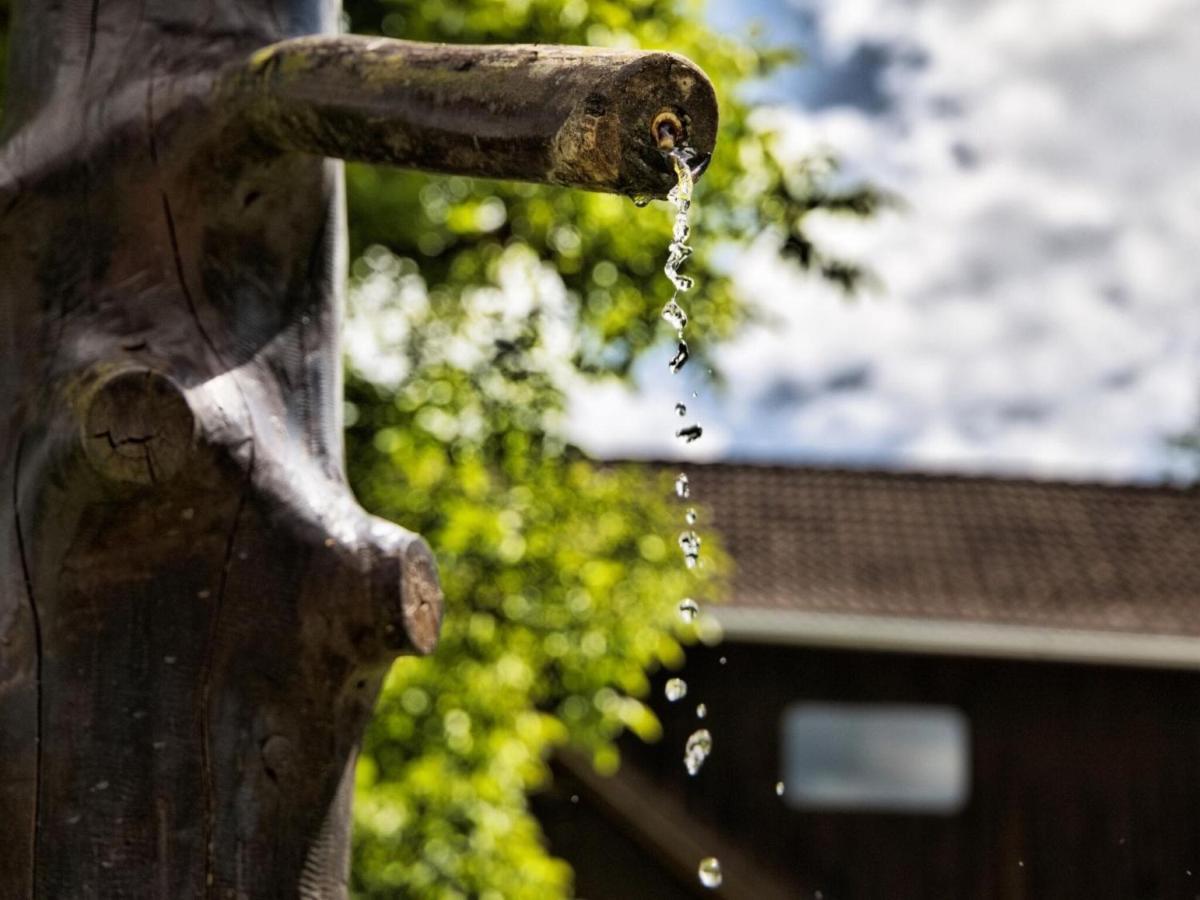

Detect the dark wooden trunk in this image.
[0,1,716,896]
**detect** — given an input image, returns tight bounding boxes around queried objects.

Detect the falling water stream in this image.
[655,144,721,890]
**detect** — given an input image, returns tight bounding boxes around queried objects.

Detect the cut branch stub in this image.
[80,368,196,485]
[224,35,719,198]
[390,534,443,656]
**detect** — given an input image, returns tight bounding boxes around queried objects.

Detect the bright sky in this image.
[564,0,1200,483]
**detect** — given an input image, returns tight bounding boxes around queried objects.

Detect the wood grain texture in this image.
[224,35,719,197]
[0,0,716,896]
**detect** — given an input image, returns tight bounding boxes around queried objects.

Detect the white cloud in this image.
[567,0,1200,482]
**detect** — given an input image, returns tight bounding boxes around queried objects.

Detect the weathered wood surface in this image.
[0,0,716,896]
[227,35,717,194]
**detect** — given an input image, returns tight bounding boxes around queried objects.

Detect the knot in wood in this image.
[81,369,195,485]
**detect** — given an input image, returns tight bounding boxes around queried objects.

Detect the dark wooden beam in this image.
[224,35,717,197]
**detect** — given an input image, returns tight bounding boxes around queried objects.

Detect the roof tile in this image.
[673,463,1200,638]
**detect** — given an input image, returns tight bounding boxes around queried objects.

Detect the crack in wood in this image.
[160,192,220,356]
[197,440,255,898]
[89,429,162,483]
[148,69,264,894]
[91,430,159,448]
[12,435,42,899]
[84,0,101,75]
[150,77,227,369]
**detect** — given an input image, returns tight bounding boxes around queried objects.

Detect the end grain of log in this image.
[81,369,196,486]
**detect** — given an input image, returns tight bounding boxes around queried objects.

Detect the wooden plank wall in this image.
[540,641,1200,899]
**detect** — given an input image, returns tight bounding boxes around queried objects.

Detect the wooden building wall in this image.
[537,641,1200,899]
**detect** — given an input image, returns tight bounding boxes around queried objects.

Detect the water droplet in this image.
[685,508,697,525]
[665,678,688,701]
[719,656,727,665]
[696,703,707,719]
[668,340,690,373]
[666,270,696,292]
[698,857,723,889]
[671,144,697,163]
[668,186,691,210]
[678,531,701,567]
[666,242,694,279]
[675,473,690,498]
[661,298,688,332]
[669,150,695,203]
[633,194,652,208]
[674,402,687,417]
[775,781,785,797]
[676,424,703,443]
[570,794,580,804]
[678,597,699,622]
[684,728,712,776]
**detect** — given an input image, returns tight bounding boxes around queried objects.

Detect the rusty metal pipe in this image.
[224,35,718,198]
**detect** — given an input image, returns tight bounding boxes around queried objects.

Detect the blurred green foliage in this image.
[0,0,874,895]
[343,240,729,897]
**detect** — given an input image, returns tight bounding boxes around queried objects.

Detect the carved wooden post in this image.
[0,1,716,896]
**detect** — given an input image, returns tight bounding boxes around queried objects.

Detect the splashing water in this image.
[685,728,713,776]
[661,149,696,365]
[698,857,723,889]
[668,340,690,374]
[662,151,696,299]
[647,146,728,885]
[665,677,688,702]
[662,298,689,333]
[675,473,690,499]
[678,530,701,568]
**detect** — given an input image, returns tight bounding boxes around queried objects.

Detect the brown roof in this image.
[672,463,1200,641]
